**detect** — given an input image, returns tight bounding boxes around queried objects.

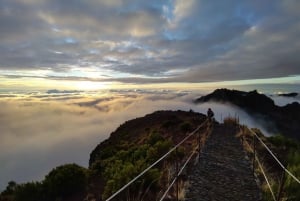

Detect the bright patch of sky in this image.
[217,75,300,86]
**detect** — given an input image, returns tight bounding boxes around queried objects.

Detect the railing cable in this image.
[159,146,198,201]
[249,129,300,184]
[241,132,276,201]
[105,120,208,201]
[255,155,277,201]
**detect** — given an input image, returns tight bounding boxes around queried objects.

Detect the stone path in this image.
[185,124,261,201]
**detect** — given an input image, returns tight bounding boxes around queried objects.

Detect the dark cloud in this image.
[0,0,299,81]
[46,89,82,94]
[0,1,45,41]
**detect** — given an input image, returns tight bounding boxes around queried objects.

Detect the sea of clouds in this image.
[0,89,298,190]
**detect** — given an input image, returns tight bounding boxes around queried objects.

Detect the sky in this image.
[1,0,300,192]
[0,0,300,90]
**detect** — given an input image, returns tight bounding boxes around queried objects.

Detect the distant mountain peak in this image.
[195,88,275,113]
[278,92,298,97]
[195,88,300,140]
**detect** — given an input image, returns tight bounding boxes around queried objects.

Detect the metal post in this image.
[241,126,244,146]
[241,136,244,147]
[235,113,237,125]
[276,167,286,201]
[175,147,179,201]
[198,130,201,161]
[253,135,256,174]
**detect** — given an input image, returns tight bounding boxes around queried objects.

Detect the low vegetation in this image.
[264,135,300,201]
[88,110,206,200]
[98,131,172,199]
[0,164,88,201]
[239,127,300,201]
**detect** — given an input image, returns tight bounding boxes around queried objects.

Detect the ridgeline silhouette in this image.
[195,88,300,140]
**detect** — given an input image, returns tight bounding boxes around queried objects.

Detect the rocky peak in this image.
[195,88,300,140]
[196,88,275,113]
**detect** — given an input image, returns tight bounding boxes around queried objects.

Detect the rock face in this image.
[195,89,300,140]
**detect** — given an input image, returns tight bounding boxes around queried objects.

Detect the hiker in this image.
[207,108,214,122]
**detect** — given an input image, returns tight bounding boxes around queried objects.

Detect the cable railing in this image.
[240,126,300,201]
[251,130,300,184]
[255,154,277,201]
[105,119,210,201]
[159,146,198,201]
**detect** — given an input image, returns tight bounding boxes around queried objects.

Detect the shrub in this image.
[43,164,87,199]
[268,135,298,149]
[180,122,192,133]
[1,181,17,196]
[148,131,164,145]
[14,182,43,201]
[223,117,238,125]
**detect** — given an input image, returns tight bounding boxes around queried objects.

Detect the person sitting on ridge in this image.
[207,108,214,122]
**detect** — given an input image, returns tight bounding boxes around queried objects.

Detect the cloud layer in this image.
[0,90,198,190]
[0,0,300,83]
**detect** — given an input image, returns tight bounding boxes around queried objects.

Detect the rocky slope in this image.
[195,88,300,140]
[88,110,206,200]
[89,110,206,166]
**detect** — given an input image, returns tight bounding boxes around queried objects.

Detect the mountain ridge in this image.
[195,88,300,140]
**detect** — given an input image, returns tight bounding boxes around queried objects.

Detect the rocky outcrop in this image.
[278,92,298,97]
[195,89,300,140]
